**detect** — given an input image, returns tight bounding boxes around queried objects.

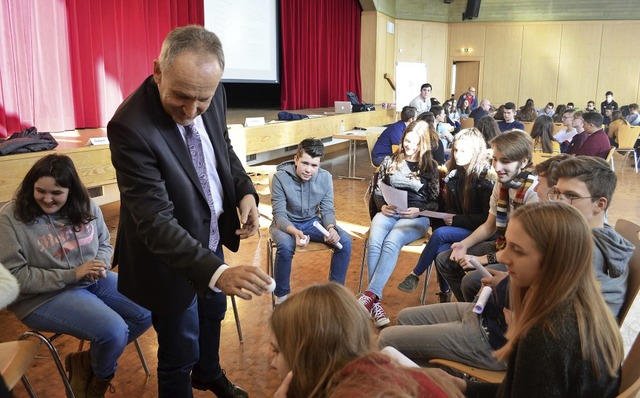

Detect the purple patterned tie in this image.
[184,123,219,251]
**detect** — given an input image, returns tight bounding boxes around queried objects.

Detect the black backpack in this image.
[346,91,375,112]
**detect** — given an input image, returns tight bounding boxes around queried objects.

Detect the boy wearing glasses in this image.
[550,156,632,316]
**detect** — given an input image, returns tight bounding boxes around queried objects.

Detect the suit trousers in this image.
[152,246,226,398]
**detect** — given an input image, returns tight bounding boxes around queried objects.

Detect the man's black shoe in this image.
[192,372,249,398]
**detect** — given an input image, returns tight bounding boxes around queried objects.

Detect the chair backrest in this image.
[606,146,616,169]
[614,219,640,325]
[619,331,640,396]
[552,123,564,135]
[617,125,640,150]
[460,117,474,129]
[365,130,383,168]
[521,121,534,134]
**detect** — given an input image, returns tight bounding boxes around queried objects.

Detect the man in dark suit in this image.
[468,99,491,126]
[107,26,272,398]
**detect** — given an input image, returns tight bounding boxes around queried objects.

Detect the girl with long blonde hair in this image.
[463,202,623,397]
[397,128,494,302]
[270,283,462,398]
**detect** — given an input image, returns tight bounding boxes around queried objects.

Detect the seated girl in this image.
[456,202,623,397]
[269,282,462,398]
[0,154,152,397]
[530,114,560,153]
[359,121,440,327]
[397,129,494,302]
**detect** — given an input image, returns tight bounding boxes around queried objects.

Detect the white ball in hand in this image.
[265,278,276,293]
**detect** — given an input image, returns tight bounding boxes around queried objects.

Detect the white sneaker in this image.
[275,295,288,306]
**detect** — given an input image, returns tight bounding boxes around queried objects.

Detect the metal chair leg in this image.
[420,263,433,305]
[19,331,75,398]
[230,296,244,344]
[20,373,38,398]
[357,237,368,293]
[267,238,276,308]
[133,339,151,376]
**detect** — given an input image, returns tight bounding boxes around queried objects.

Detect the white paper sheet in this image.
[417,210,457,219]
[379,182,408,211]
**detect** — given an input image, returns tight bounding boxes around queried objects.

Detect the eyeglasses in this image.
[547,189,594,204]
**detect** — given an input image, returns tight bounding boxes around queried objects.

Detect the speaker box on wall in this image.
[444,0,453,3]
[462,0,481,20]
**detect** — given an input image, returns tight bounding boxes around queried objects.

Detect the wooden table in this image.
[333,126,385,180]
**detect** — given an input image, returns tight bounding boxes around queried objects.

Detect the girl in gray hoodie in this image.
[0,154,151,397]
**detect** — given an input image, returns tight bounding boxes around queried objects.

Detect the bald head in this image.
[480,99,491,111]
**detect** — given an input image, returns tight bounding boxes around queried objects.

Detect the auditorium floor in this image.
[1,144,639,397]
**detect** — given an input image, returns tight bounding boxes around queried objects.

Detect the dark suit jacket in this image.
[468,107,487,126]
[107,76,257,315]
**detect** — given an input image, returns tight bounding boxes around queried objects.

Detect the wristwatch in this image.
[326,224,336,231]
[487,252,498,264]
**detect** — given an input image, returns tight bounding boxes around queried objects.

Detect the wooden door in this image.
[454,61,480,100]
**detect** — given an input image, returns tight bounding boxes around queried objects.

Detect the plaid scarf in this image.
[495,169,535,250]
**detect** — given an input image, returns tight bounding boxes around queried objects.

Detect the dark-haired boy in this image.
[371,106,416,166]
[270,139,352,305]
[497,102,525,132]
[573,112,611,159]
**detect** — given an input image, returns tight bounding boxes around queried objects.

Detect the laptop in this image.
[335,101,352,114]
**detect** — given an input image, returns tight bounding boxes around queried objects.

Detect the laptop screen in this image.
[335,101,352,114]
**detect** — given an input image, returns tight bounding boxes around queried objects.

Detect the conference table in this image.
[333,126,385,180]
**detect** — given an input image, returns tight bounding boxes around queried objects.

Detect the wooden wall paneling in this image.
[421,22,448,101]
[522,24,561,58]
[600,22,640,57]
[597,58,640,106]
[396,20,423,62]
[559,23,602,59]
[556,56,600,107]
[382,15,397,103]
[448,24,486,58]
[599,22,640,105]
[482,25,522,105]
[519,24,561,105]
[556,23,602,106]
[360,11,378,105]
[519,57,560,106]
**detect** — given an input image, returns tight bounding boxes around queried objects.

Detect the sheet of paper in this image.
[417,210,457,219]
[379,181,408,211]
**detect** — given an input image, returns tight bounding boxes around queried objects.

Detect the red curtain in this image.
[280,0,362,110]
[0,0,202,137]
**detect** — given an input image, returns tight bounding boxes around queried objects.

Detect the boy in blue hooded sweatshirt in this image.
[269,138,352,304]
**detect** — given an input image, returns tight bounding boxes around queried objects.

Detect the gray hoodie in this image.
[592,223,634,317]
[0,200,112,319]
[271,160,336,232]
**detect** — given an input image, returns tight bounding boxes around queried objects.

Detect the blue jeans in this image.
[412,226,472,292]
[22,271,151,378]
[151,246,227,398]
[270,217,352,297]
[366,213,430,299]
